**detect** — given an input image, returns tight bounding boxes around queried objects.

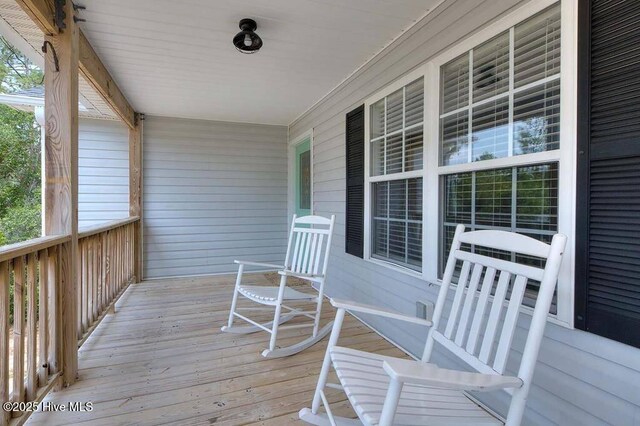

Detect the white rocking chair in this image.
[221,214,336,358]
[300,224,566,426]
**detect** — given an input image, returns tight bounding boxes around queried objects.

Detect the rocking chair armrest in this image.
[330,299,432,327]
[234,260,284,270]
[278,270,324,280]
[383,358,523,392]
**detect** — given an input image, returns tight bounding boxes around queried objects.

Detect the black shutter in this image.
[576,0,640,348]
[345,105,365,258]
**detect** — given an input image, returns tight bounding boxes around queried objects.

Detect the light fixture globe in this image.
[233,18,263,54]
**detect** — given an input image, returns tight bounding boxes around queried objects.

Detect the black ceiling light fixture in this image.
[233,18,263,54]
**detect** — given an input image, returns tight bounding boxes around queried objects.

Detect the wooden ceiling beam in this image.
[78,31,136,128]
[16,0,137,129]
[14,0,57,35]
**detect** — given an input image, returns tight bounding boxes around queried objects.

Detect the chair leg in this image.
[379,378,403,426]
[312,308,346,415]
[227,264,244,328]
[312,282,325,338]
[268,273,288,351]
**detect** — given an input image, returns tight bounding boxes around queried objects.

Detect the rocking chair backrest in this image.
[423,224,566,423]
[283,215,336,279]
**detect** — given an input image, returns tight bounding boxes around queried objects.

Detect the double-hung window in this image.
[367,76,424,272]
[438,4,562,310]
[359,1,574,324]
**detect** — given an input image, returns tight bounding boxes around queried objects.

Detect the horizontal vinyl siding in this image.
[78,119,130,228]
[143,116,288,279]
[289,0,640,425]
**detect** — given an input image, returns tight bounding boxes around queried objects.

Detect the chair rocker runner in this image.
[222,214,336,358]
[300,224,567,426]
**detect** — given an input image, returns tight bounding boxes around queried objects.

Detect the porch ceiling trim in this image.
[16,0,137,128]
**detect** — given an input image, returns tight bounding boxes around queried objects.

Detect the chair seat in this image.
[330,346,503,426]
[238,285,317,304]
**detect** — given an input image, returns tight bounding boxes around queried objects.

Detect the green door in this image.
[295,138,311,217]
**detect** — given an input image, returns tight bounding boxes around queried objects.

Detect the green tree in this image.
[0,36,43,245]
[0,38,43,92]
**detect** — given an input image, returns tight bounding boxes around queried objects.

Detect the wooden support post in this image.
[129,117,143,282]
[43,0,79,387]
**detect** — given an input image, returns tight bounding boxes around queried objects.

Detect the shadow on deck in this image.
[26,274,406,425]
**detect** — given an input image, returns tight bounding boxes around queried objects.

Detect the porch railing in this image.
[77,217,138,345]
[0,216,140,425]
[0,235,68,425]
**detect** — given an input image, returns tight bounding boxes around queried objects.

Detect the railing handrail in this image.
[0,234,71,263]
[78,216,140,239]
[0,216,140,263]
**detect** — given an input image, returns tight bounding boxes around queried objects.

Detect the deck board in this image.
[26,274,408,425]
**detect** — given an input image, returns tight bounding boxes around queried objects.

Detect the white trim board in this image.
[287,129,314,225]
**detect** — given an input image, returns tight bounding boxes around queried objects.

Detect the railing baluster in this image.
[0,261,10,426]
[94,236,99,321]
[130,223,134,281]
[88,238,94,325]
[83,239,90,334]
[114,229,119,293]
[111,229,115,298]
[106,230,111,309]
[26,253,37,401]
[127,224,133,282]
[127,224,131,281]
[47,246,59,376]
[101,232,107,314]
[119,227,123,290]
[123,226,127,283]
[77,241,83,339]
[119,227,122,289]
[12,256,25,406]
[38,249,49,387]
[109,229,114,299]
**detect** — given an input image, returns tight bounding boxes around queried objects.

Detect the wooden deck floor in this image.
[26,274,407,425]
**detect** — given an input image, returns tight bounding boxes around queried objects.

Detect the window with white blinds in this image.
[368,77,424,271]
[442,163,559,311]
[359,1,573,323]
[438,3,562,308]
[372,178,423,269]
[440,4,561,166]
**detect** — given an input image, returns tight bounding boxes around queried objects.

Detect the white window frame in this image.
[364,65,428,277]
[427,0,576,327]
[288,129,314,227]
[362,0,577,327]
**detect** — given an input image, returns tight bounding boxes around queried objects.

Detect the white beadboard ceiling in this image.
[79,0,439,125]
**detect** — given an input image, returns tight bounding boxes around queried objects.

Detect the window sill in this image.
[365,256,424,280]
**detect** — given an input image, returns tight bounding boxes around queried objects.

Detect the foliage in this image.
[0,37,43,325]
[0,37,43,93]
[0,37,43,246]
[1,202,41,243]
